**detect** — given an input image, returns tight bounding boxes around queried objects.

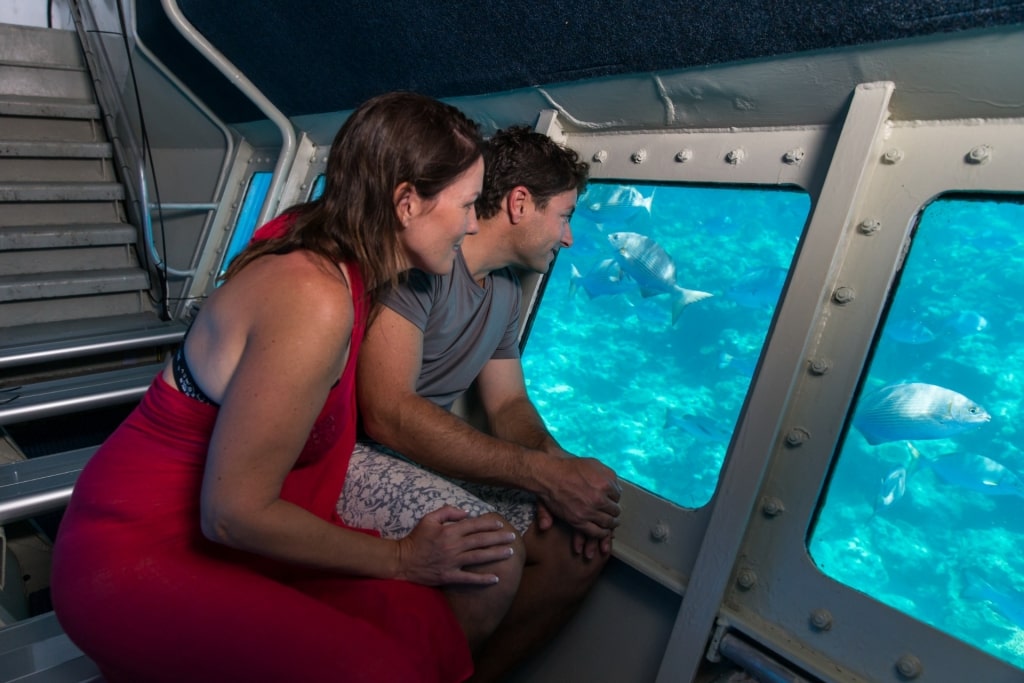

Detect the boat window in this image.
[310,173,326,201]
[522,182,809,507]
[810,195,1024,670]
[219,171,272,276]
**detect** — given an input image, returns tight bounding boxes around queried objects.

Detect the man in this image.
[340,126,621,680]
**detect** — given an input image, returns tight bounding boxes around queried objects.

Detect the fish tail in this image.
[569,264,581,299]
[904,441,924,474]
[671,287,714,325]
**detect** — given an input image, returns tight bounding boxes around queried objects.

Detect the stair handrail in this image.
[160,0,298,230]
[67,0,161,277]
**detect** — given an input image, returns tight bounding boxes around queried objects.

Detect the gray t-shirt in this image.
[382,250,521,410]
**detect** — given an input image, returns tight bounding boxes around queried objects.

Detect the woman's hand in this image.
[394,505,516,586]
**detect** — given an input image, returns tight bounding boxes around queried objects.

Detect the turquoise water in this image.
[522,184,1024,669]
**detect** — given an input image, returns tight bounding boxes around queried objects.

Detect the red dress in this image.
[51,217,473,682]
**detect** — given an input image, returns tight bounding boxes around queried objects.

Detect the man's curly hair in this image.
[475,126,589,220]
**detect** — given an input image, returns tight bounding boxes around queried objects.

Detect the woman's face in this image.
[399,156,484,275]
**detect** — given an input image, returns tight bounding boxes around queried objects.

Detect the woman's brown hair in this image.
[222,92,483,300]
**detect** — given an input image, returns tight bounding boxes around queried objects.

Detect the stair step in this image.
[0,223,135,250]
[0,23,87,70]
[0,446,96,525]
[0,94,99,120]
[0,363,159,426]
[0,612,102,681]
[0,313,186,369]
[0,140,112,158]
[0,181,124,202]
[0,268,150,303]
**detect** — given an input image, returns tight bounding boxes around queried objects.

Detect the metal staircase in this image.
[0,21,185,440]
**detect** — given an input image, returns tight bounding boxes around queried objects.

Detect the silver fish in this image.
[962,575,1024,626]
[942,310,988,338]
[726,267,787,310]
[607,231,712,324]
[577,185,654,225]
[883,318,936,345]
[569,259,637,299]
[873,465,908,512]
[853,382,990,446]
[664,408,732,443]
[925,452,1024,498]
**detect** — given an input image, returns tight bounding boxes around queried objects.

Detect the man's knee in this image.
[524,522,609,599]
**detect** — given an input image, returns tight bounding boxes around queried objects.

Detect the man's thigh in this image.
[339,442,536,538]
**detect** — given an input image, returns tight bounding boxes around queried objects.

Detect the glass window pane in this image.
[810,196,1024,670]
[310,173,326,201]
[219,171,272,276]
[522,182,809,507]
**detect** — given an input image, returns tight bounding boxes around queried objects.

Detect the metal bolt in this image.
[675,149,693,163]
[761,497,785,517]
[895,654,923,679]
[832,286,855,305]
[631,149,648,164]
[783,148,805,165]
[809,357,832,375]
[725,148,746,165]
[809,608,833,631]
[650,522,670,542]
[592,150,608,163]
[736,568,757,590]
[785,427,810,447]
[882,148,904,164]
[858,218,881,235]
[966,145,992,165]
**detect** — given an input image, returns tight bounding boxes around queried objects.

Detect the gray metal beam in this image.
[655,82,895,682]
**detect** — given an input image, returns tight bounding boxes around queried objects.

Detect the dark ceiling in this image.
[137,0,1024,124]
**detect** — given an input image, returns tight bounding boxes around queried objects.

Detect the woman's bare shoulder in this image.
[219,251,354,334]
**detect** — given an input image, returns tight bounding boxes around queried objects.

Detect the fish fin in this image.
[671,288,714,325]
[639,287,662,298]
[568,264,581,299]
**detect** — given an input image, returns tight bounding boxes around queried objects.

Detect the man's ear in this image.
[507,185,531,225]
[393,182,417,226]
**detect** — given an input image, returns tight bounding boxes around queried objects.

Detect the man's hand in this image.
[536,455,621,541]
[535,501,613,559]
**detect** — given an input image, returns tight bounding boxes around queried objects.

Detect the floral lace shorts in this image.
[337,441,537,538]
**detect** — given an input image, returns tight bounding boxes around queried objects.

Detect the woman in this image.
[51,92,516,683]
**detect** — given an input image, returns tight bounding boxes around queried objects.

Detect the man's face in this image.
[519,189,577,273]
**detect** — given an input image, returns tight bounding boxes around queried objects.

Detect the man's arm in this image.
[357,307,620,539]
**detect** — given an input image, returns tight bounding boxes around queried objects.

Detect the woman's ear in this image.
[393,182,417,226]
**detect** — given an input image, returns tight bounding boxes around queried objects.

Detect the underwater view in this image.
[522,183,1024,670]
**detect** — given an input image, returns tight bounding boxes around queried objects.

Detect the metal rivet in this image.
[895,654,923,679]
[761,497,785,517]
[783,148,805,165]
[631,149,647,164]
[810,608,833,631]
[592,150,608,163]
[736,568,757,590]
[966,145,992,165]
[858,218,881,235]
[650,521,670,542]
[882,148,904,164]
[809,358,832,375]
[785,427,810,447]
[832,286,855,305]
[675,149,693,163]
[725,148,746,165]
